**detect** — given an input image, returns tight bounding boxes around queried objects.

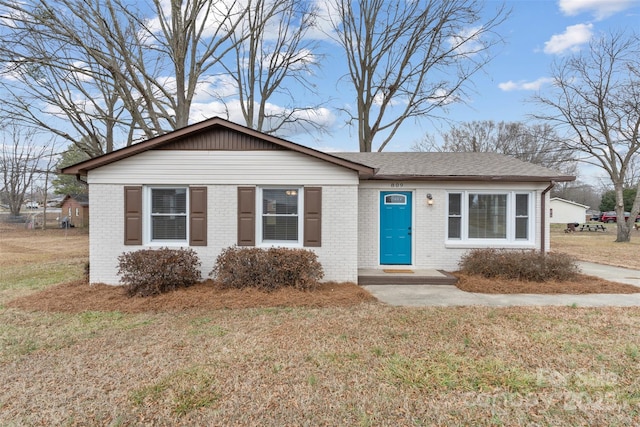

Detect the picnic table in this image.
[579,223,606,232]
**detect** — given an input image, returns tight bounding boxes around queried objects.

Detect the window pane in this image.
[263,216,298,241]
[448,193,461,216]
[516,194,528,216]
[152,188,186,214]
[515,217,528,239]
[468,194,507,239]
[385,194,406,204]
[263,189,298,214]
[152,216,186,240]
[515,194,528,239]
[448,217,461,239]
[262,188,299,242]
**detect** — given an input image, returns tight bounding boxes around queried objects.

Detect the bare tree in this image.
[39,143,60,230]
[0,0,248,156]
[0,123,49,217]
[0,42,130,157]
[413,120,577,176]
[329,0,507,152]
[551,181,603,211]
[221,0,327,135]
[533,32,640,242]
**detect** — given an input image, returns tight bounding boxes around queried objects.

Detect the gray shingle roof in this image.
[333,152,574,182]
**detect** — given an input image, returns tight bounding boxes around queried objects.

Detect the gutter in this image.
[540,182,555,252]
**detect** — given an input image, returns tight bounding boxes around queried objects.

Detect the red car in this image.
[600,211,640,223]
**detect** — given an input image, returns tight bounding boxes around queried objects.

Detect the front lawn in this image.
[1,223,639,425]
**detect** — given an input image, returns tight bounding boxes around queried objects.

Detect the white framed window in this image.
[447,191,534,244]
[146,187,188,243]
[258,187,302,246]
[384,194,407,205]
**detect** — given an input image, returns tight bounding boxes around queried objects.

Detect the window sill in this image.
[445,241,536,250]
[145,241,189,248]
[258,241,303,248]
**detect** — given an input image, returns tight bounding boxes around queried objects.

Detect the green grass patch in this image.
[0,310,153,362]
[383,353,539,393]
[188,317,228,337]
[0,260,87,305]
[130,365,219,416]
[307,374,319,387]
[0,261,86,291]
[321,351,361,364]
[78,310,125,324]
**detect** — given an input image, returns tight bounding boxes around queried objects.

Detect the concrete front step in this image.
[358,269,457,286]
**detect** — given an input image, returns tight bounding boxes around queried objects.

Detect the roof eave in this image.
[60,117,375,177]
[368,175,576,182]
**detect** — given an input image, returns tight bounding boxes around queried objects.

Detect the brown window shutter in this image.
[189,187,207,246]
[124,186,142,245]
[304,187,322,247]
[237,187,255,246]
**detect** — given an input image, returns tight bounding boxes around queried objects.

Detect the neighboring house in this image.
[60,194,90,228]
[549,197,589,224]
[586,209,601,221]
[61,117,574,285]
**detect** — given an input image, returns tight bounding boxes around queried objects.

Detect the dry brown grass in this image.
[6,279,376,313]
[2,222,640,425]
[1,304,639,425]
[455,272,640,294]
[551,223,640,269]
[0,221,88,268]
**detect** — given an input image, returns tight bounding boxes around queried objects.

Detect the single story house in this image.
[62,117,574,285]
[549,197,589,224]
[60,194,90,228]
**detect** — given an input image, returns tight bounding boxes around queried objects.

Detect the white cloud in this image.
[145,0,249,40]
[304,0,340,41]
[428,88,459,105]
[449,26,485,56]
[0,64,20,82]
[498,77,554,91]
[190,74,237,102]
[189,98,335,138]
[558,0,637,20]
[543,23,593,54]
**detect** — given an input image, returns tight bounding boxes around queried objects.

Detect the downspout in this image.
[75,174,88,186]
[540,182,555,252]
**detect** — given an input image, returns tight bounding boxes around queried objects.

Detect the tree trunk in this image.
[616,220,632,242]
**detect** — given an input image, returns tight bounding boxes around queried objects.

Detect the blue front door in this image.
[380,191,412,265]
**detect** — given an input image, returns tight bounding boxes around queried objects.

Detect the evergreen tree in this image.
[52,144,89,196]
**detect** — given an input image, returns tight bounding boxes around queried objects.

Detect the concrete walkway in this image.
[363,261,640,307]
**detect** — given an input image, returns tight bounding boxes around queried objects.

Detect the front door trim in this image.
[379,190,413,265]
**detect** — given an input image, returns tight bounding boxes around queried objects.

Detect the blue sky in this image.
[297,0,640,155]
[2,0,639,184]
[452,0,640,124]
[257,0,637,184]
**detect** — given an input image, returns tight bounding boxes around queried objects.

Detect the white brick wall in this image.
[88,184,124,285]
[357,182,551,272]
[88,162,551,284]
[312,185,359,282]
[88,184,358,285]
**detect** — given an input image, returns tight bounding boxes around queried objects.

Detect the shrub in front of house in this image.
[117,247,202,297]
[459,248,579,282]
[210,246,324,291]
